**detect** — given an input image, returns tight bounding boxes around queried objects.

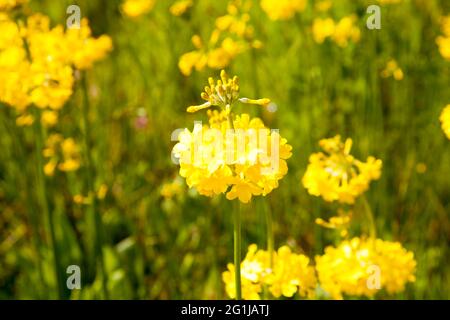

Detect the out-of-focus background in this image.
[0,0,449,299]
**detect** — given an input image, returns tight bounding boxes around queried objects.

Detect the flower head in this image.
[122,0,155,18]
[222,244,316,299]
[260,0,306,21]
[440,104,450,139]
[173,70,290,203]
[302,135,382,204]
[315,237,416,299]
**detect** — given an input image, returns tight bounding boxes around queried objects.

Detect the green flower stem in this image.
[81,73,109,299]
[361,194,377,239]
[264,201,274,270]
[32,107,64,299]
[233,200,242,300]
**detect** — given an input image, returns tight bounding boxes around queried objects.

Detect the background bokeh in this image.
[0,0,449,299]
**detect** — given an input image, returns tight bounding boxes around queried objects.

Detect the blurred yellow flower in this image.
[440,104,450,139]
[169,0,192,17]
[160,178,184,199]
[315,237,416,299]
[302,135,382,204]
[0,0,27,11]
[332,15,360,48]
[122,0,155,18]
[260,0,306,21]
[312,18,335,44]
[0,13,111,112]
[313,15,360,47]
[316,209,352,238]
[41,110,58,127]
[381,59,404,80]
[43,134,81,176]
[222,244,316,299]
[15,113,34,127]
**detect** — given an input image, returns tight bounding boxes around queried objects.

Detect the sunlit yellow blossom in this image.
[15,113,34,126]
[312,15,360,47]
[173,70,290,203]
[169,0,192,17]
[381,59,404,80]
[41,110,58,127]
[0,0,27,11]
[43,134,81,176]
[332,15,360,48]
[160,177,184,199]
[122,0,155,18]
[440,104,450,139]
[260,0,306,21]
[312,18,335,44]
[302,135,382,204]
[222,244,316,299]
[436,36,450,60]
[0,13,111,112]
[315,237,416,299]
[65,19,113,70]
[316,209,352,238]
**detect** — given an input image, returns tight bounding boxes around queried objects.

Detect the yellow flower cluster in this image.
[222,244,316,299]
[121,0,155,18]
[0,13,112,112]
[173,112,292,203]
[169,0,193,17]
[440,104,450,140]
[315,237,416,299]
[315,209,352,238]
[381,59,404,80]
[160,177,185,199]
[178,1,260,76]
[173,70,291,203]
[312,15,360,48]
[260,0,306,21]
[43,134,81,176]
[0,0,26,11]
[436,15,450,61]
[302,135,382,204]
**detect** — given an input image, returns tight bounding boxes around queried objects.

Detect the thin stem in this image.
[32,107,64,299]
[361,194,377,239]
[261,199,274,270]
[233,200,242,300]
[81,73,109,299]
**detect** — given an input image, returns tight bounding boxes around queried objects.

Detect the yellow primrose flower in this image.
[173,70,290,203]
[332,15,360,48]
[15,113,34,126]
[302,135,382,204]
[122,0,155,18]
[312,18,335,44]
[0,13,111,111]
[260,0,306,21]
[169,0,192,17]
[436,36,450,60]
[0,0,27,11]
[440,104,450,139]
[41,110,58,127]
[381,59,404,80]
[316,209,352,238]
[43,134,81,176]
[222,244,316,299]
[315,237,416,299]
[160,177,185,199]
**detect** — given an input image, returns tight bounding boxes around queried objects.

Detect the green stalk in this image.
[81,73,109,299]
[233,200,242,300]
[264,201,274,270]
[31,107,65,299]
[361,194,377,239]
